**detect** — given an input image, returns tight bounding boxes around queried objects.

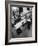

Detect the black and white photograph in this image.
[10,6,32,38]
[5,1,37,45]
